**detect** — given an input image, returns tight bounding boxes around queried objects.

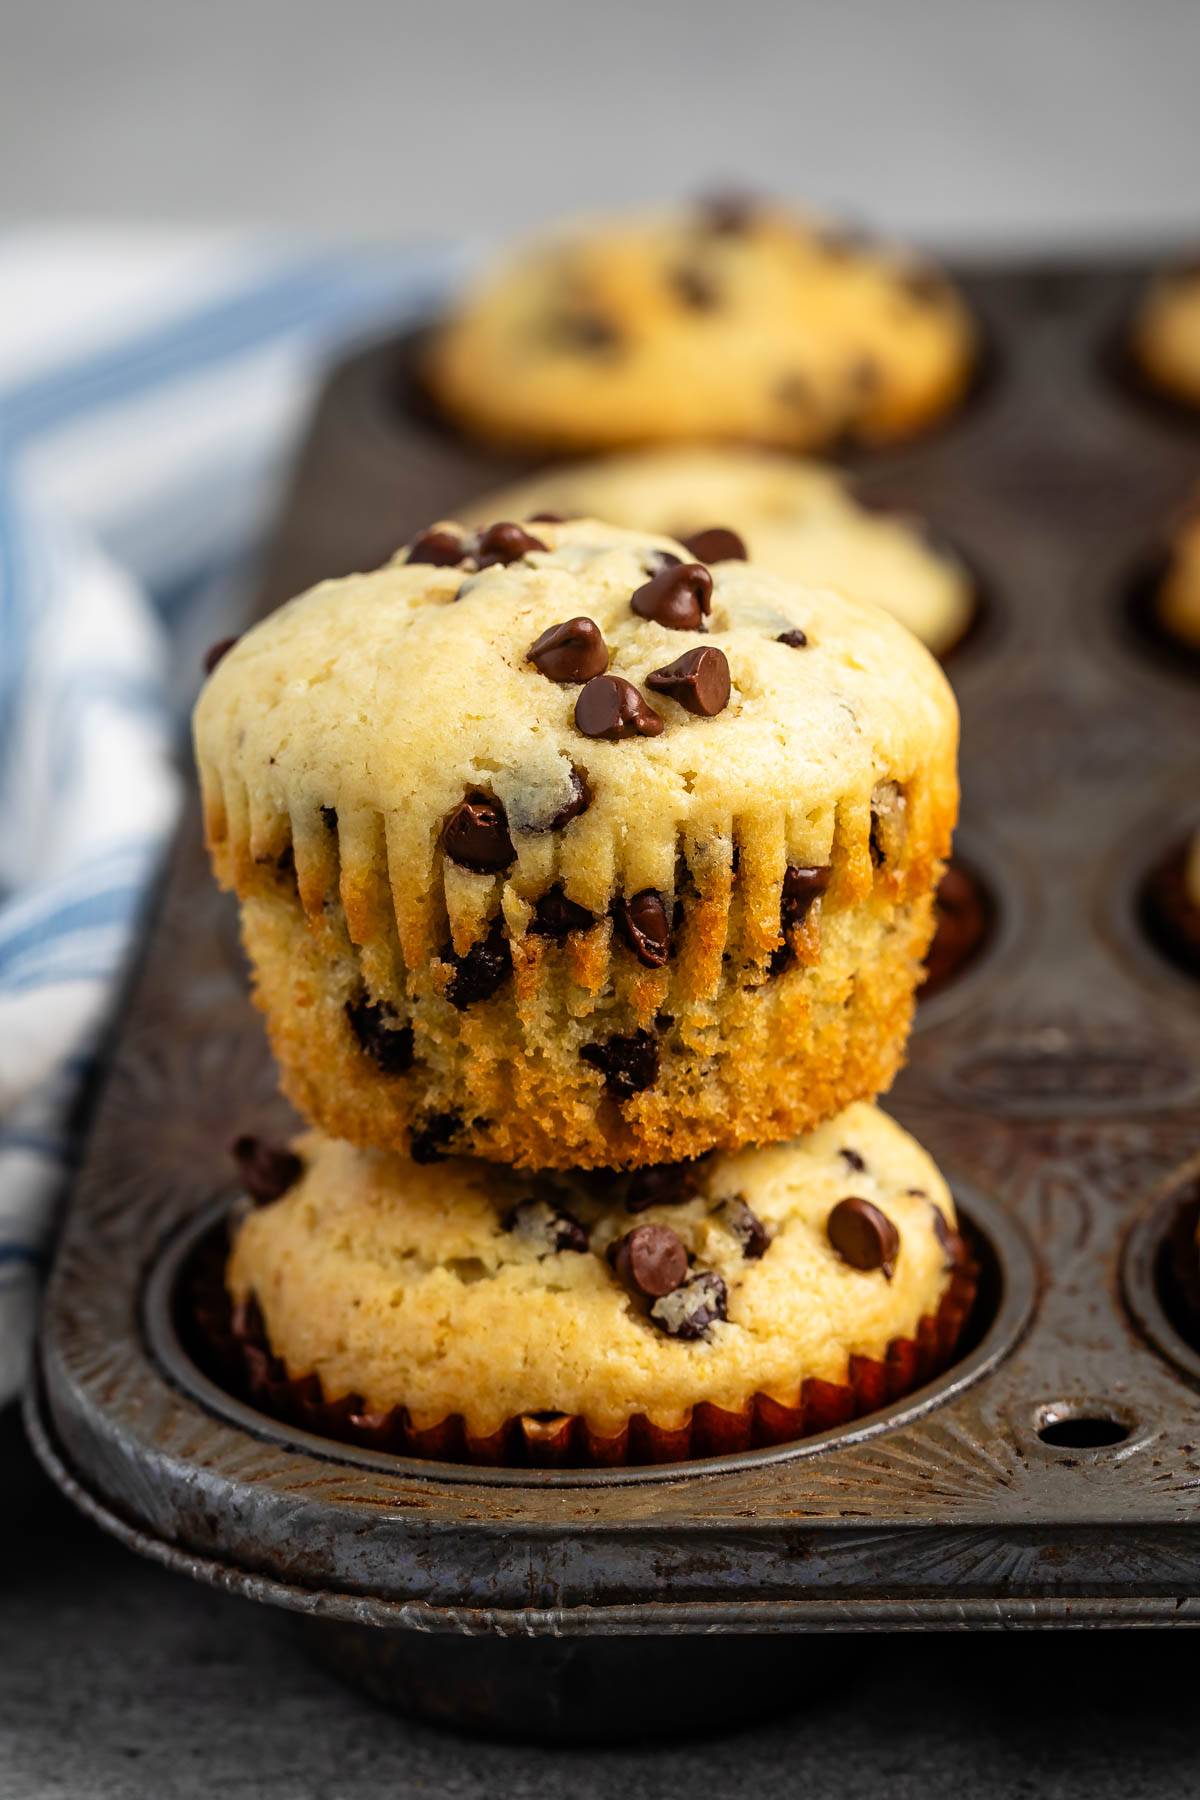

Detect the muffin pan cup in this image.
[26,257,1200,1739]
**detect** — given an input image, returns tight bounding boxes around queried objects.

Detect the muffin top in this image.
[228,1101,962,1435]
[464,447,974,655]
[424,198,975,452]
[1133,261,1200,407]
[194,518,958,960]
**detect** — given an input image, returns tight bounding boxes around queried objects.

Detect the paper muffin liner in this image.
[189,1231,979,1470]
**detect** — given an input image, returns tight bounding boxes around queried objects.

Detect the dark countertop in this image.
[2,1404,1193,1800]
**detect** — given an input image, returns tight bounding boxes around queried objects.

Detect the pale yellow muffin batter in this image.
[228,1102,964,1438]
[194,519,957,1170]
[426,199,975,453]
[466,447,974,655]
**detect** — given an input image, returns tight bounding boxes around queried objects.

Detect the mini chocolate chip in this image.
[615,889,672,968]
[345,997,415,1075]
[410,1111,461,1164]
[541,766,593,830]
[581,1029,660,1098]
[646,645,731,717]
[443,794,516,872]
[680,527,748,564]
[777,628,809,648]
[827,1196,900,1279]
[503,1198,589,1255]
[612,1224,689,1298]
[670,263,721,310]
[840,1147,867,1173]
[575,675,663,741]
[697,190,758,235]
[319,805,338,833]
[650,1270,728,1339]
[781,864,832,931]
[530,883,597,940]
[444,917,512,1009]
[630,562,713,632]
[719,1196,770,1260]
[627,1161,702,1214]
[203,636,239,675]
[929,1202,968,1272]
[766,943,795,978]
[527,616,608,683]
[231,1135,303,1205]
[546,311,624,355]
[474,521,547,569]
[407,526,468,567]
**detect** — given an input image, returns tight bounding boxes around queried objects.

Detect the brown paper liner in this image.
[188,1235,979,1469]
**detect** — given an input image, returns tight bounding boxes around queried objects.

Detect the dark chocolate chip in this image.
[696,190,758,235]
[203,636,239,675]
[869,816,886,868]
[444,917,512,1009]
[669,263,722,311]
[645,549,683,577]
[540,766,593,830]
[345,996,415,1074]
[319,805,338,833]
[766,942,795,979]
[719,1196,770,1260]
[928,1201,968,1272]
[645,645,731,717]
[781,864,832,931]
[231,1135,303,1205]
[840,1147,867,1173]
[776,628,809,648]
[575,675,663,741]
[529,883,597,940]
[615,889,672,968]
[627,1160,701,1214]
[827,1196,900,1279]
[611,1224,689,1298]
[630,562,713,632]
[473,521,547,569]
[503,1198,588,1255]
[581,1029,660,1098]
[527,616,609,683]
[407,526,468,567]
[410,1111,461,1164]
[650,1270,728,1339]
[545,311,624,355]
[679,527,748,564]
[442,793,516,872]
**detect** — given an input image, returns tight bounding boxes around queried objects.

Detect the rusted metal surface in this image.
[29,259,1200,1645]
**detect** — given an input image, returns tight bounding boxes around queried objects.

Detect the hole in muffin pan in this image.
[1137,835,1200,983]
[1119,549,1200,685]
[141,1183,1034,1488]
[1123,1176,1200,1389]
[1034,1407,1133,1451]
[919,853,999,1005]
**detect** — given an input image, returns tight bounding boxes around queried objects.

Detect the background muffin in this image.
[1132,260,1200,409]
[194,519,958,1170]
[226,1102,973,1461]
[465,447,975,656]
[425,198,975,452]
[1157,498,1200,650]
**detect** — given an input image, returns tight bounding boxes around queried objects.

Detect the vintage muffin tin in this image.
[26,257,1200,1735]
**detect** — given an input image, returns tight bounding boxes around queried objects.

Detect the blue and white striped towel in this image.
[0,228,457,1407]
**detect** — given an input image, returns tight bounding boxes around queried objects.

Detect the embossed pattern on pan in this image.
[31,258,1200,1634]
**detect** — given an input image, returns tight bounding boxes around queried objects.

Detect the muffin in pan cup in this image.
[193,518,958,1170]
[1156,497,1200,652]
[1131,259,1200,413]
[464,446,975,658]
[214,1103,977,1468]
[423,196,975,454]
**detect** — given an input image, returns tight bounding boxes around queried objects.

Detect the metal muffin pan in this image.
[28,258,1200,1713]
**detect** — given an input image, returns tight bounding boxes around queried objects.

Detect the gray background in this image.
[1,0,1198,249]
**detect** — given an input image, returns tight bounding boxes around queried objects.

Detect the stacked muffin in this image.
[194,514,974,1465]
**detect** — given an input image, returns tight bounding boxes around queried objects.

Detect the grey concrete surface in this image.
[1,0,1198,249]
[1,1406,1196,1800]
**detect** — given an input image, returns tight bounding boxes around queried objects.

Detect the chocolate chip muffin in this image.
[465,447,974,657]
[1157,499,1200,651]
[194,518,958,1170]
[425,198,975,453]
[224,1102,974,1463]
[1132,260,1200,410]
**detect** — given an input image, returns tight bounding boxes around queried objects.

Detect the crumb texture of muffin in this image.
[227,1103,966,1439]
[425,199,975,452]
[194,519,958,1169]
[1133,263,1200,409]
[466,447,974,656]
